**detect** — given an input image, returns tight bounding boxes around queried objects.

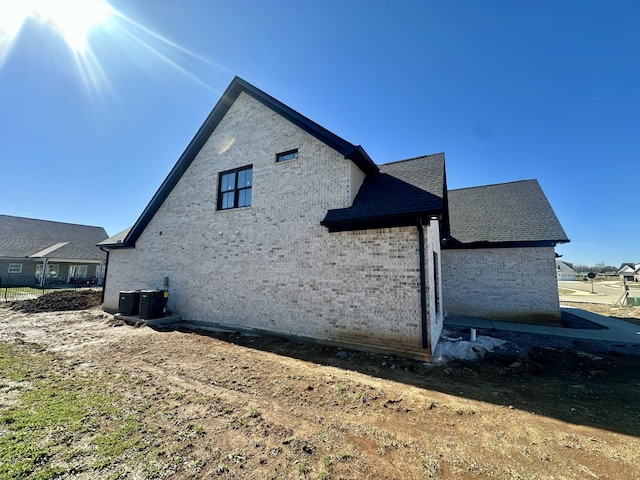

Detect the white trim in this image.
[8,263,23,274]
[30,258,103,264]
[28,242,70,257]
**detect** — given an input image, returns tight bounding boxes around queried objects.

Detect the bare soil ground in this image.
[1,293,639,479]
[561,301,640,325]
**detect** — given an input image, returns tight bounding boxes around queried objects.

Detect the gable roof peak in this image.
[121,76,379,247]
[222,77,378,175]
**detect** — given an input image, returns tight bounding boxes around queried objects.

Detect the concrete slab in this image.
[444,307,640,345]
[114,313,181,328]
[489,321,549,333]
[444,316,494,329]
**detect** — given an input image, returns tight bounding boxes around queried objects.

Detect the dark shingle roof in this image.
[30,242,104,260]
[0,215,108,259]
[322,154,447,232]
[379,153,446,198]
[446,180,569,246]
[98,227,132,247]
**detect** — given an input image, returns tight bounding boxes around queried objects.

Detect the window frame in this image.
[276,149,299,163]
[8,263,22,274]
[47,264,59,278]
[217,165,253,211]
[69,264,88,278]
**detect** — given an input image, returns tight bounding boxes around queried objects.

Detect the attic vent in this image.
[276,149,298,163]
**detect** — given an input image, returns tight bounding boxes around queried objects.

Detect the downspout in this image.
[416,217,428,349]
[40,257,48,288]
[99,247,109,304]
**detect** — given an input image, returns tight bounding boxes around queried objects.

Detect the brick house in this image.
[0,215,108,286]
[100,77,569,358]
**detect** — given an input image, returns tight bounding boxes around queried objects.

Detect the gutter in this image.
[416,217,428,349]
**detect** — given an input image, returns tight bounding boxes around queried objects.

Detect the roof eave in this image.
[442,238,570,249]
[321,210,442,233]
[345,146,378,176]
[97,242,134,249]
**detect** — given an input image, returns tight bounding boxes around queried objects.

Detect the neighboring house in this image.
[100,77,569,358]
[0,215,109,287]
[555,259,578,281]
[618,263,640,282]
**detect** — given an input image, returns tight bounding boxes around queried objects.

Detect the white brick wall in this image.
[104,93,440,355]
[441,246,560,322]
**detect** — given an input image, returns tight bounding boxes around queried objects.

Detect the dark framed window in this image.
[217,165,252,210]
[276,149,298,163]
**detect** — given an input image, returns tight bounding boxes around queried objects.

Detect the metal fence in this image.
[0,274,103,302]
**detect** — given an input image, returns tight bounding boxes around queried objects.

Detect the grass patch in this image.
[0,343,120,478]
[375,431,402,456]
[422,454,440,478]
[91,419,149,469]
[0,342,162,479]
[247,408,262,418]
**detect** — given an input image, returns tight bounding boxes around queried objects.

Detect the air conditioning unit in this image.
[139,290,165,320]
[118,291,140,316]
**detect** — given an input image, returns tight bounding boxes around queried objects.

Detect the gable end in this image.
[122,77,378,247]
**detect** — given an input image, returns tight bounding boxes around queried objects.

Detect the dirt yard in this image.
[561,300,640,325]
[1,293,639,479]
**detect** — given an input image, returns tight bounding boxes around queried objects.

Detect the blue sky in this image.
[0,1,638,267]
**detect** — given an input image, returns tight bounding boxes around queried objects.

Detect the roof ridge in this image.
[380,152,445,167]
[449,178,537,192]
[29,242,70,257]
[65,241,104,255]
[0,214,103,230]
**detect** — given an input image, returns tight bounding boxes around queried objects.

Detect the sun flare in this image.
[0,0,114,55]
[31,0,114,53]
[0,0,224,95]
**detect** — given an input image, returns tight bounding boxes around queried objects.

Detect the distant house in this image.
[99,77,569,358]
[555,259,577,281]
[618,263,640,282]
[0,215,108,287]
